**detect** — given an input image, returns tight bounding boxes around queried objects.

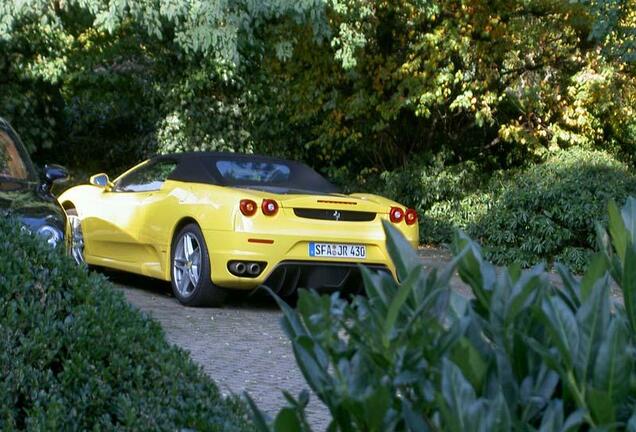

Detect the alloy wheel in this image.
[172,232,202,297]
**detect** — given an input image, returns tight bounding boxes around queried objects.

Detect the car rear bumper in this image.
[203,229,399,290]
[261,260,391,296]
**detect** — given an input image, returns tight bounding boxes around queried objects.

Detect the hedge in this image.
[374,147,636,272]
[0,217,253,431]
[471,148,636,272]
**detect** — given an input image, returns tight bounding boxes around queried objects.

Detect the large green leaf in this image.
[574,276,609,384]
[621,197,636,245]
[586,388,614,426]
[450,336,488,391]
[537,399,589,431]
[622,241,636,333]
[266,287,308,339]
[580,254,609,301]
[538,400,565,432]
[561,409,586,432]
[401,399,432,432]
[292,335,332,394]
[555,263,581,309]
[503,265,544,326]
[439,359,477,432]
[358,383,392,431]
[383,265,422,347]
[273,407,303,432]
[590,318,631,423]
[608,200,627,263]
[383,220,421,282]
[360,265,395,309]
[485,392,511,432]
[539,296,579,368]
[520,364,560,422]
[453,231,496,311]
[627,412,636,432]
[245,393,273,432]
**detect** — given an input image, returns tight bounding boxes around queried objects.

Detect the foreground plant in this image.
[248,198,636,431]
[0,217,251,431]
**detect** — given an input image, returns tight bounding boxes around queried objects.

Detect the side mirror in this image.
[89,173,111,189]
[42,164,69,193]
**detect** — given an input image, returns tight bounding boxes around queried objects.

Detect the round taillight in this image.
[240,199,258,216]
[389,207,404,223]
[261,199,279,216]
[405,208,418,225]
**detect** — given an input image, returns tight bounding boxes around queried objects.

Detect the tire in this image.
[66,208,86,266]
[171,223,226,307]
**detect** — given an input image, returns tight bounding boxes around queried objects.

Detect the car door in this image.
[87,159,178,268]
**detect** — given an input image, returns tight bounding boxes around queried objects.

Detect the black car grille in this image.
[293,208,376,222]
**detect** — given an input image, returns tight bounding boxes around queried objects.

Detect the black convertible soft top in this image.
[154,152,339,194]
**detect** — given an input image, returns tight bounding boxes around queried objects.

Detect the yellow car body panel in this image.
[58,158,419,291]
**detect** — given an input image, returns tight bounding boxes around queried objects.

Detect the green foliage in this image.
[0,217,252,431]
[3,0,636,178]
[0,0,327,168]
[369,148,636,272]
[249,199,636,431]
[364,154,493,244]
[2,0,636,272]
[250,0,636,176]
[472,148,636,272]
[586,0,636,62]
[0,16,69,153]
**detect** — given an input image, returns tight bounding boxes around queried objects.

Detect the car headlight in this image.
[36,224,63,248]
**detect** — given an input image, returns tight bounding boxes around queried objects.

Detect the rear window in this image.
[216,161,291,184]
[210,157,339,194]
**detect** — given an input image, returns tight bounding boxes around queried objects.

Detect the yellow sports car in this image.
[58,152,419,306]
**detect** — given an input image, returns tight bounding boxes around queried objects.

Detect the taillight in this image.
[261,199,279,216]
[389,207,404,223]
[405,208,418,225]
[240,199,258,216]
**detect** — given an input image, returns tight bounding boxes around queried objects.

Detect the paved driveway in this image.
[109,248,466,429]
[112,248,551,428]
[113,274,333,428]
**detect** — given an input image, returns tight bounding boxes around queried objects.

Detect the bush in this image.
[249,198,636,431]
[472,148,636,272]
[0,218,252,431]
[362,154,492,244]
[371,148,636,272]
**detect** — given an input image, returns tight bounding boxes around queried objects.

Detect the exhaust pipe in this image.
[247,263,261,276]
[229,262,247,275]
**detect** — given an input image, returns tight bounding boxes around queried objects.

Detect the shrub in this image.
[371,148,636,272]
[0,218,252,431]
[249,198,636,431]
[362,154,492,244]
[472,148,636,272]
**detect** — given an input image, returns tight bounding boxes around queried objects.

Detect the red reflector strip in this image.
[248,238,274,244]
[316,200,357,205]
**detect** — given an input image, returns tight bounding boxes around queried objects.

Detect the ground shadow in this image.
[94,266,281,310]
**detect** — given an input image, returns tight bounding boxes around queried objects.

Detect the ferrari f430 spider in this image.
[58,152,419,306]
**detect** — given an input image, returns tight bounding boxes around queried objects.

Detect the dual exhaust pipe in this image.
[228,261,265,278]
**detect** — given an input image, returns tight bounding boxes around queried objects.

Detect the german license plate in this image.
[309,242,366,259]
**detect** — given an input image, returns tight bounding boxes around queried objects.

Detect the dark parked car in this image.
[0,117,68,248]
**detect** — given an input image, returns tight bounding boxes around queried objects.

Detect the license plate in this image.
[309,242,366,259]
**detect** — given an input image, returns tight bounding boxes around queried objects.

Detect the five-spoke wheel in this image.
[171,223,226,307]
[172,232,202,297]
